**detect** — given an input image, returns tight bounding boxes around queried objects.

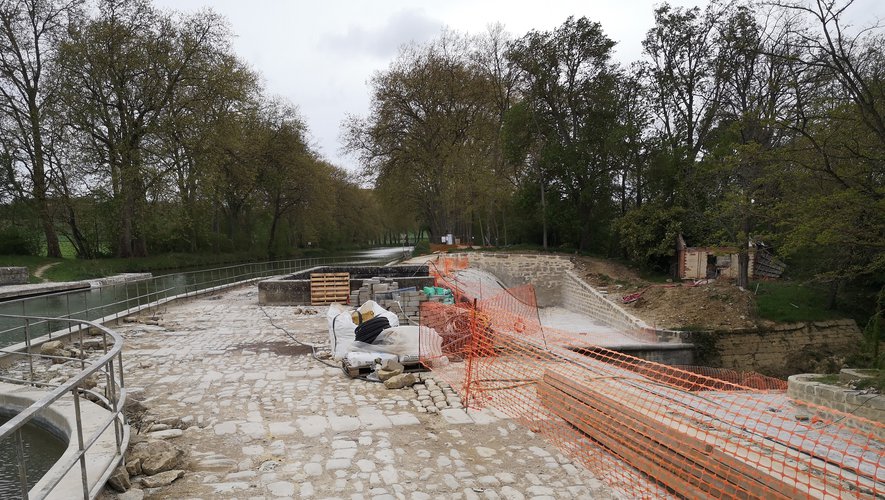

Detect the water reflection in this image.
[0,413,67,499]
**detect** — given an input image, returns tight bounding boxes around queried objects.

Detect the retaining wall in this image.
[461,253,573,307]
[787,374,884,438]
[714,320,863,372]
[452,253,686,343]
[455,253,862,374]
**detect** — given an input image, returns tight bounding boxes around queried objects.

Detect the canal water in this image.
[0,413,67,499]
[0,247,412,348]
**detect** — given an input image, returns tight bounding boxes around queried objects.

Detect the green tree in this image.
[0,0,82,256]
[768,0,884,305]
[58,0,229,257]
[642,3,729,207]
[508,16,620,251]
[343,31,498,242]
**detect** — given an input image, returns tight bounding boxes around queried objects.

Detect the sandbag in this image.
[326,301,399,360]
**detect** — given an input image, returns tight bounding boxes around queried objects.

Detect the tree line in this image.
[344,0,883,303]
[0,0,394,260]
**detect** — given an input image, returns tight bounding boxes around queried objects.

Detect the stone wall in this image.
[452,253,686,344]
[460,253,573,307]
[713,320,863,373]
[259,265,434,306]
[0,266,28,285]
[787,374,884,439]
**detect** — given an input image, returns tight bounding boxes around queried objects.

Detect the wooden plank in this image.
[544,372,797,499]
[540,378,734,499]
[538,382,712,500]
[542,371,798,500]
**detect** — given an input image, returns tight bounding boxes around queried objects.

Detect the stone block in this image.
[0,267,28,285]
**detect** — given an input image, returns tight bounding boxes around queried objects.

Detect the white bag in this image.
[327,301,399,360]
[350,325,443,360]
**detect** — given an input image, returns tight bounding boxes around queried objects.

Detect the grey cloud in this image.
[321,9,443,58]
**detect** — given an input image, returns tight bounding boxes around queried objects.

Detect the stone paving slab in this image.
[100,286,615,499]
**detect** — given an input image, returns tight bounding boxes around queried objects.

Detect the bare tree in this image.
[0,0,81,256]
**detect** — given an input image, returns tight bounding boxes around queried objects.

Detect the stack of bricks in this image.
[348,277,400,307]
[348,276,450,324]
[378,290,424,324]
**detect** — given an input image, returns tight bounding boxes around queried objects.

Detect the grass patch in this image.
[0,255,66,280]
[813,370,884,392]
[753,281,846,323]
[812,374,841,385]
[854,371,885,392]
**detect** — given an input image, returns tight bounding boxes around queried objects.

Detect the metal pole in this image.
[108,359,122,455]
[66,293,72,334]
[72,389,89,500]
[25,318,34,385]
[117,350,125,388]
[78,322,86,371]
[15,429,29,499]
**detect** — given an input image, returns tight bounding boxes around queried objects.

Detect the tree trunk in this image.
[540,181,547,250]
[737,202,751,289]
[267,212,280,258]
[29,107,61,258]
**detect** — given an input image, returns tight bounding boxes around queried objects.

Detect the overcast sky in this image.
[153,0,883,173]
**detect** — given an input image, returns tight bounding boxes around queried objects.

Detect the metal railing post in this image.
[78,318,86,370]
[107,358,122,456]
[66,293,72,334]
[71,388,89,500]
[25,318,34,385]
[16,429,29,499]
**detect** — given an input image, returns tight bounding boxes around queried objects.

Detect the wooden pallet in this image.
[310,272,350,305]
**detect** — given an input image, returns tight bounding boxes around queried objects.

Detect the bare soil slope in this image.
[572,256,758,331]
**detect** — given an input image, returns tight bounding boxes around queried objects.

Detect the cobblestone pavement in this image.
[105,285,615,499]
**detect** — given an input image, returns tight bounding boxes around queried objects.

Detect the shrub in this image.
[412,239,430,257]
[0,226,40,255]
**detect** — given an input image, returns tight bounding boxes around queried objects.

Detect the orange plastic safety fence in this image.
[419,256,885,499]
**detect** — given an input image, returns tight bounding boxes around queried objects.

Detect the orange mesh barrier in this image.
[419,256,885,499]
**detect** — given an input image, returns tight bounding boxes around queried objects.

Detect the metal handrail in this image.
[0,256,389,349]
[0,315,127,500]
[0,253,403,498]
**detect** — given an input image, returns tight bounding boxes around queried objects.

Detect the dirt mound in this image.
[569,255,758,330]
[623,282,758,331]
